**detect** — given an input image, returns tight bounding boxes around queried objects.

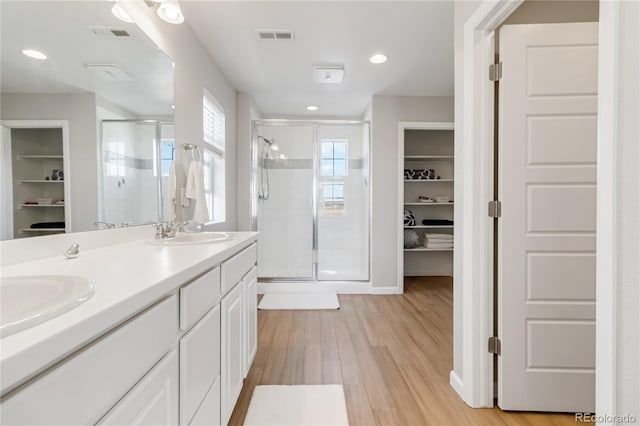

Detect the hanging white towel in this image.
[185,161,210,224]
[164,160,177,221]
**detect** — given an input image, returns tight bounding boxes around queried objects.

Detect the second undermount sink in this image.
[147,232,234,246]
[0,275,95,338]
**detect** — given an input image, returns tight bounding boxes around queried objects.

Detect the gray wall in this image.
[120,2,238,231]
[503,0,598,25]
[1,93,99,233]
[370,95,454,289]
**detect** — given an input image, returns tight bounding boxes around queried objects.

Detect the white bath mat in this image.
[258,292,340,310]
[243,385,349,426]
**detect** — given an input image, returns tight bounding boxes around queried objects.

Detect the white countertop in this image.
[0,232,258,395]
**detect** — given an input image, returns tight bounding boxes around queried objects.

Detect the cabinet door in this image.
[189,377,221,426]
[221,282,244,424]
[98,350,179,426]
[243,268,258,377]
[180,305,221,425]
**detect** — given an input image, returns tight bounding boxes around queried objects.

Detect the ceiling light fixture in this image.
[22,49,47,60]
[369,54,388,64]
[157,1,184,24]
[111,4,135,23]
[306,105,318,111]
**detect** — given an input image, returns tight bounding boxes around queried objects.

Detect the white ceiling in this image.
[0,1,173,116]
[183,1,454,117]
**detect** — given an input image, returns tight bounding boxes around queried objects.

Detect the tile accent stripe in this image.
[265,159,364,169]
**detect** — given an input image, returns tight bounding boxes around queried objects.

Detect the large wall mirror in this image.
[0,1,174,240]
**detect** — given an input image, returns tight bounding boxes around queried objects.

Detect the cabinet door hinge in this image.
[488,336,501,355]
[489,62,503,81]
[488,200,502,218]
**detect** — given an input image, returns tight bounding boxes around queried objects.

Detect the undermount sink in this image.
[146,232,234,246]
[0,275,95,338]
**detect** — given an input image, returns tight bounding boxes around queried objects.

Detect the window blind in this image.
[203,92,225,153]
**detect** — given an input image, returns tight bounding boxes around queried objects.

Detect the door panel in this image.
[498,22,598,412]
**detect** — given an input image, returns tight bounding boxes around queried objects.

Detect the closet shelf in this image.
[18,155,64,159]
[19,180,64,183]
[404,202,453,206]
[20,204,64,208]
[404,155,454,160]
[404,225,453,229]
[20,228,66,233]
[404,179,454,182]
[404,248,453,252]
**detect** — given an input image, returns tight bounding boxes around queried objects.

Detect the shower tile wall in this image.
[255,123,370,282]
[102,122,159,226]
[256,125,314,278]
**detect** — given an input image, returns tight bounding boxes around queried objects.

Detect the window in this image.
[203,90,225,223]
[320,140,348,177]
[159,140,175,177]
[319,139,348,214]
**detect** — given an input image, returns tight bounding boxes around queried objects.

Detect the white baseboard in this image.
[370,286,403,295]
[449,370,465,401]
[258,281,371,294]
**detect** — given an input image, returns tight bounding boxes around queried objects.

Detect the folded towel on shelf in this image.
[164,160,177,221]
[424,241,454,249]
[424,233,453,241]
[186,160,210,224]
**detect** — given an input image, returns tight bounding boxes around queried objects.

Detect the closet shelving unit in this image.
[399,122,454,280]
[10,127,68,238]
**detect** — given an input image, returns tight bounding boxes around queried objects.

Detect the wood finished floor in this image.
[229,277,576,425]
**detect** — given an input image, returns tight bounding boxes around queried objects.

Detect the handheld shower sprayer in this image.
[258,135,276,200]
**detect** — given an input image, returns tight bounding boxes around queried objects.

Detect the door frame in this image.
[1,120,72,233]
[397,121,454,293]
[458,0,618,414]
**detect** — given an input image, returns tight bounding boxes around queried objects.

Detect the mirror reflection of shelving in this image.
[11,128,67,238]
[402,126,454,277]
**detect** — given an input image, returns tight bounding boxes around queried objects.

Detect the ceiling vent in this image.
[85,64,133,81]
[87,26,131,37]
[257,30,294,41]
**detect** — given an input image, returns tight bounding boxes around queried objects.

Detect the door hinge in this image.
[488,200,502,218]
[488,336,501,355]
[489,62,503,81]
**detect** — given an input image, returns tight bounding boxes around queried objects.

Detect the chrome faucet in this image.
[153,221,188,239]
[94,221,116,229]
[64,242,80,259]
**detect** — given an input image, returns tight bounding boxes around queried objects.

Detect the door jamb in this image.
[457,0,523,408]
[459,0,619,415]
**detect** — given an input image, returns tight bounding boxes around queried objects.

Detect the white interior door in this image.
[498,22,598,412]
[0,125,13,240]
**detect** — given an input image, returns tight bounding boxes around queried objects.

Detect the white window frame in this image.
[203,89,225,224]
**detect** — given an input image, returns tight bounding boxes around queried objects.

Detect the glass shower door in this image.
[255,124,315,279]
[317,123,370,281]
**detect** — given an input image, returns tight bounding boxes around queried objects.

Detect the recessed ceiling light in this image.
[111,4,135,24]
[306,105,318,111]
[22,49,47,60]
[369,54,388,64]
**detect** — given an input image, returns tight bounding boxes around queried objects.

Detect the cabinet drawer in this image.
[221,243,257,294]
[98,350,179,425]
[180,266,221,330]
[180,304,221,425]
[0,296,178,426]
[189,376,221,426]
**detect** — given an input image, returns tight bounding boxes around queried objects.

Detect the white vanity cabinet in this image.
[243,267,258,377]
[98,350,179,426]
[0,237,259,426]
[0,296,179,425]
[220,242,257,424]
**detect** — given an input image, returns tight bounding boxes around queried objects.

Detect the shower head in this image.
[258,135,275,145]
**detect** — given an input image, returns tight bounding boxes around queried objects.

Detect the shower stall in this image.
[99,120,174,226]
[252,120,370,282]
